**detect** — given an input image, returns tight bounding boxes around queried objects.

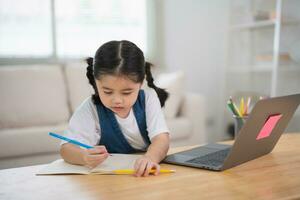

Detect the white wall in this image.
[153,0,230,141]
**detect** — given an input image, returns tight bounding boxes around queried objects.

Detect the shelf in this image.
[231,20,275,30]
[224,0,300,134]
[228,65,300,73]
[230,19,299,31]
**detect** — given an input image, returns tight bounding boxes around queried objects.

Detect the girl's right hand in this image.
[82,146,109,168]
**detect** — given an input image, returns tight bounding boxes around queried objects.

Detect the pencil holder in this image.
[233,115,248,139]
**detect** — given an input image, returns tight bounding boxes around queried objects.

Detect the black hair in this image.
[86,40,169,107]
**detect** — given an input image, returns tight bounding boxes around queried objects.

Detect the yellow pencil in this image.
[239,97,245,116]
[232,102,242,117]
[113,169,176,175]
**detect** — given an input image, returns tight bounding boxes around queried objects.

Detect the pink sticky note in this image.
[256,114,282,140]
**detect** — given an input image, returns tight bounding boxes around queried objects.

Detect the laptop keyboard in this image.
[185,148,231,167]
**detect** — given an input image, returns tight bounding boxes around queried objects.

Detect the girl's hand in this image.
[82,146,109,168]
[134,155,160,177]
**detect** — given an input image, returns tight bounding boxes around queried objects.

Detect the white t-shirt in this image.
[61,89,169,150]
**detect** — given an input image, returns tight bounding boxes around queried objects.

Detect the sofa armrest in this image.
[179,93,207,145]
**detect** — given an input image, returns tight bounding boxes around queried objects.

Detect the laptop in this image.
[164,93,300,171]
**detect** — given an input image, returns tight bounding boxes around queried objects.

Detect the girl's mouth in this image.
[112,107,124,112]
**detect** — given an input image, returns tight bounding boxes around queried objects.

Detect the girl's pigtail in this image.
[145,62,169,107]
[86,57,101,104]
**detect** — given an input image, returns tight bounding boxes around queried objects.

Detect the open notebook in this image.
[37,154,175,175]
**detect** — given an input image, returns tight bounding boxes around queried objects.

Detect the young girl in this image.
[60,40,170,177]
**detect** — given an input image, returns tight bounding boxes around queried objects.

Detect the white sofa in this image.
[0,63,206,169]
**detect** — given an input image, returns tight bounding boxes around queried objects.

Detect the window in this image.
[0,0,52,57]
[0,0,147,59]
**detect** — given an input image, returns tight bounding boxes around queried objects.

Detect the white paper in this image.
[37,154,142,175]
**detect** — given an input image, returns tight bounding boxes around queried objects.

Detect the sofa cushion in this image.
[166,117,192,140]
[0,153,60,170]
[0,123,67,158]
[64,62,93,113]
[0,65,70,128]
[155,71,185,119]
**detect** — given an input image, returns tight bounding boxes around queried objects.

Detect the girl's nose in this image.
[112,95,123,104]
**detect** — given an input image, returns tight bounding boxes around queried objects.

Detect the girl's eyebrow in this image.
[121,88,134,91]
[102,87,134,91]
[102,87,113,90]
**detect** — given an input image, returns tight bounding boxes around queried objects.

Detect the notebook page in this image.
[91,154,142,173]
[37,159,90,175]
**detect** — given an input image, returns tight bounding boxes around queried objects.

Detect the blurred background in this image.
[0,0,300,169]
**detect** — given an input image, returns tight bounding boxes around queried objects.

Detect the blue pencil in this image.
[49,132,93,149]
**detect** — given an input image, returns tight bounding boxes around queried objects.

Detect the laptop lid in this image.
[221,93,300,170]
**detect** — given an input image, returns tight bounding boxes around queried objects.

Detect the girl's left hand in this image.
[134,155,160,177]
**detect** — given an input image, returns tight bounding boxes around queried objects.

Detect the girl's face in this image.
[96,75,142,118]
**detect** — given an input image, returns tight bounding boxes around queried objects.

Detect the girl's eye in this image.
[104,91,112,95]
[122,92,132,96]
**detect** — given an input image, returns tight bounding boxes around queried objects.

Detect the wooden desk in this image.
[1,133,300,200]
